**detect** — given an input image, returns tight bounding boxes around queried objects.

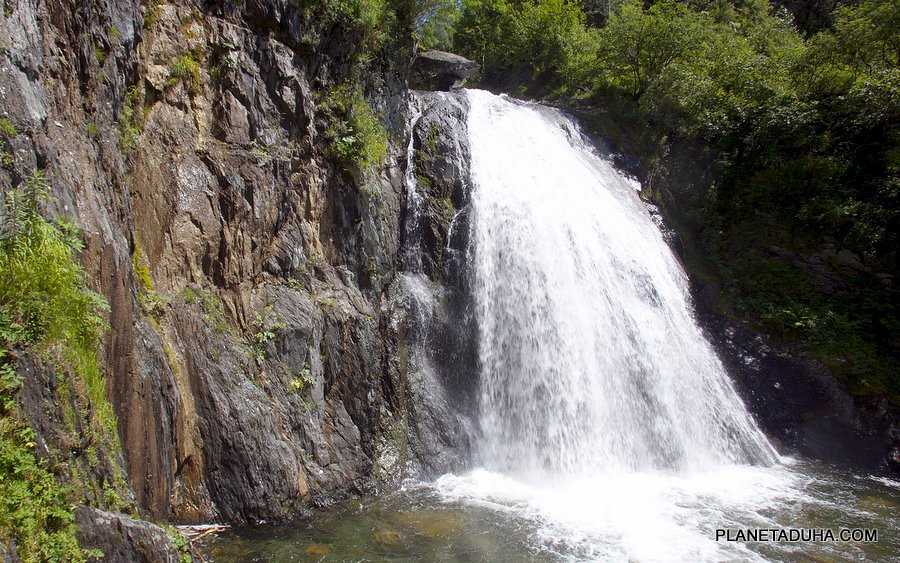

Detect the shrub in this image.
[321,84,388,170]
[0,171,109,354]
[0,171,112,561]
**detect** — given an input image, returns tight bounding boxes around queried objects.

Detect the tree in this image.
[595,0,701,99]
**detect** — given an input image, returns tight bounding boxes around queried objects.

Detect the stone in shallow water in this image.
[372,524,404,545]
[304,543,331,558]
[395,509,465,539]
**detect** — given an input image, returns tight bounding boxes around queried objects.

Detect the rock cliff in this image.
[0,0,432,550]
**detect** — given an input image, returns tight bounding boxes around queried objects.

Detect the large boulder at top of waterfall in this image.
[411,50,480,91]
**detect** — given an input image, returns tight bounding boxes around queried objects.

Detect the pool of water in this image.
[200,459,898,562]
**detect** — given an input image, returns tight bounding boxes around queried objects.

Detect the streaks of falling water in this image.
[465,89,777,478]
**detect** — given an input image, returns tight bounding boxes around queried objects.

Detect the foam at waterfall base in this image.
[428,464,807,561]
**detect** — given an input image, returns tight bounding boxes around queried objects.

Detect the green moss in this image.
[0,118,18,138]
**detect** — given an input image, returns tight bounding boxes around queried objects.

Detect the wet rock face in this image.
[393,91,479,477]
[0,0,416,529]
[703,314,900,476]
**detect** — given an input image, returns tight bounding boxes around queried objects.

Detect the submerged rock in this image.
[304,543,332,557]
[395,509,464,539]
[372,524,404,545]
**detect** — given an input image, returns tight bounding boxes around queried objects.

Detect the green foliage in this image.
[109,25,122,46]
[167,53,202,95]
[132,239,168,319]
[454,0,585,79]
[118,85,144,150]
[0,360,87,562]
[164,526,193,563]
[307,0,393,60]
[0,171,115,560]
[287,276,307,291]
[415,0,460,51]
[250,306,283,361]
[0,118,18,138]
[588,0,703,98]
[322,84,388,170]
[94,46,107,65]
[181,287,230,333]
[289,362,315,393]
[0,171,109,358]
[142,0,164,28]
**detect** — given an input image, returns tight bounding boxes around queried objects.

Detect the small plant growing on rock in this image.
[167,52,202,95]
[118,85,144,150]
[94,46,107,65]
[181,287,230,333]
[108,25,122,46]
[289,362,315,393]
[0,118,18,138]
[250,306,283,361]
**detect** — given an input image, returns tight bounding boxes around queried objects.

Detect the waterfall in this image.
[464,90,777,477]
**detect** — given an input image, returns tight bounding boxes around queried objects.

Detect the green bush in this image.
[0,171,112,561]
[322,84,388,170]
[0,172,109,356]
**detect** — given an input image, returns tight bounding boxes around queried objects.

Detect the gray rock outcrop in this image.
[76,507,183,562]
[410,50,480,91]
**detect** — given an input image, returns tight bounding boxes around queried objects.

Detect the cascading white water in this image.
[465,89,777,477]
